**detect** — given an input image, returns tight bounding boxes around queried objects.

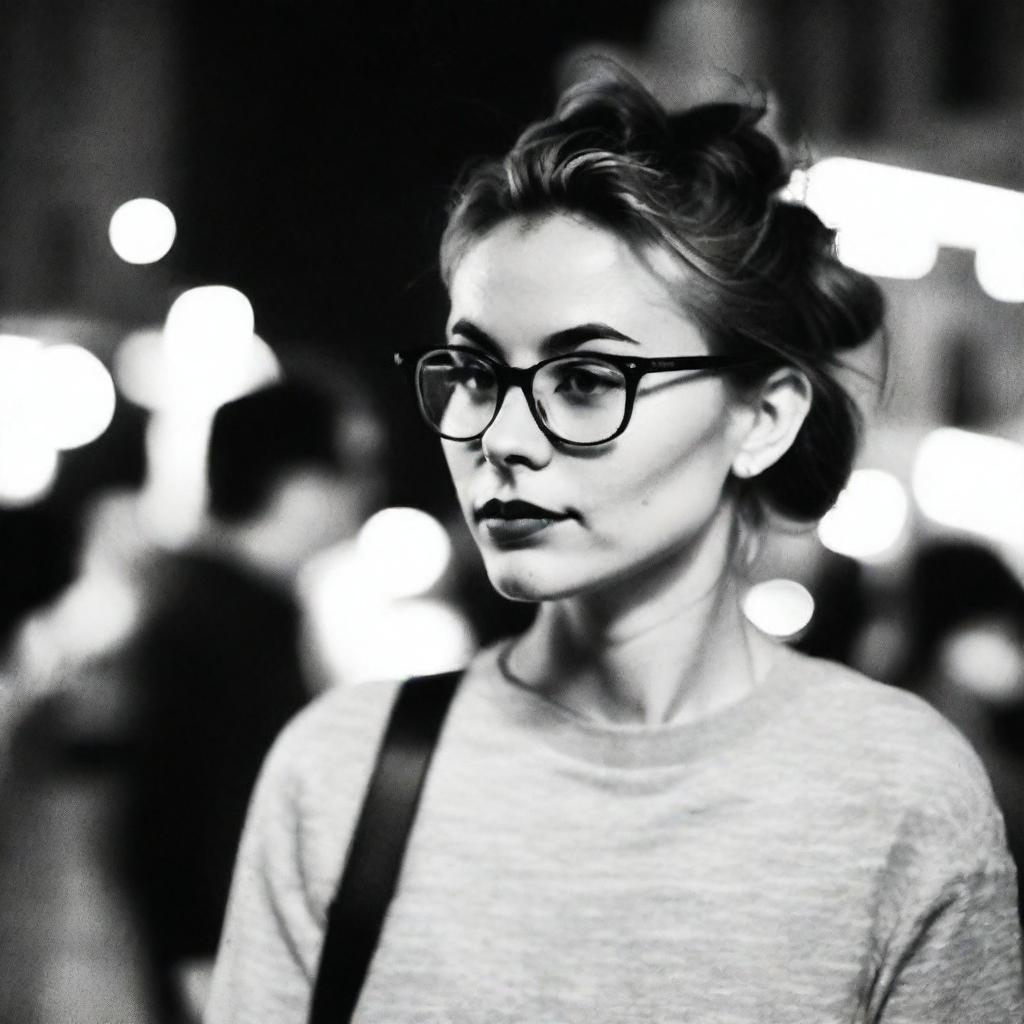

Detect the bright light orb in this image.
[0,334,44,427]
[0,433,59,506]
[115,327,280,412]
[36,344,117,450]
[298,542,475,687]
[165,285,255,351]
[0,333,43,366]
[835,227,938,280]
[163,286,258,408]
[818,469,909,561]
[803,157,1024,253]
[742,579,815,639]
[108,198,177,265]
[939,623,1024,703]
[325,598,476,684]
[913,428,1024,547]
[975,239,1024,302]
[356,507,453,598]
[112,328,165,410]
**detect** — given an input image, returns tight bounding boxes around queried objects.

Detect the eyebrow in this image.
[449,318,640,357]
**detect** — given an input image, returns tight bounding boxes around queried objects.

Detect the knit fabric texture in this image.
[207,642,1023,1023]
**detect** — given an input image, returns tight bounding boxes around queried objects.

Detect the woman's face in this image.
[442,213,753,603]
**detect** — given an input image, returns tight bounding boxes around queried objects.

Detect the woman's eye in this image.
[555,366,619,397]
[450,363,494,391]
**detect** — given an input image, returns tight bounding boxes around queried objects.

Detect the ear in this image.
[730,368,812,479]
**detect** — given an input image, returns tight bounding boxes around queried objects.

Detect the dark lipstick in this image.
[475,498,570,544]
[475,499,568,522]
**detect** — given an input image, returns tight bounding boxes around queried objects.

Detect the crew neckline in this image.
[468,639,805,770]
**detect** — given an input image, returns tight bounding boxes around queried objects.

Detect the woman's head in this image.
[432,63,884,603]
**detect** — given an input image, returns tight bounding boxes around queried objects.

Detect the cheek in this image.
[441,442,477,505]
[581,409,734,541]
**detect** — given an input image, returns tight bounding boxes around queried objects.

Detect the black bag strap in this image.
[308,669,462,1024]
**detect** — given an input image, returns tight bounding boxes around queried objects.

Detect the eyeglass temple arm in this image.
[639,354,760,371]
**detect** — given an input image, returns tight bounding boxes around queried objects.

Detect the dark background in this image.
[170,1,660,511]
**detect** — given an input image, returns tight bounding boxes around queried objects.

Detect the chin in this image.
[489,576,546,603]
[483,552,602,604]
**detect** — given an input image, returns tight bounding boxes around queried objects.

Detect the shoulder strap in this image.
[308,669,462,1024]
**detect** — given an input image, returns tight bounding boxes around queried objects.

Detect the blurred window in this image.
[937,0,1002,109]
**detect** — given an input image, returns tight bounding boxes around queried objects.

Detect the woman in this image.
[207,66,1022,1022]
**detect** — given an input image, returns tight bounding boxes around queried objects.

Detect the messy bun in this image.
[440,61,885,524]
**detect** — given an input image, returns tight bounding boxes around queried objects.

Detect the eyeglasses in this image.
[394,345,761,446]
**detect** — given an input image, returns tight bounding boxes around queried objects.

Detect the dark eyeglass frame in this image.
[394,345,764,447]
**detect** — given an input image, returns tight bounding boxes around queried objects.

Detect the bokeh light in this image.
[108,198,177,265]
[115,327,280,412]
[325,598,477,683]
[112,328,165,410]
[803,157,1024,253]
[835,227,938,280]
[0,433,59,506]
[974,238,1024,302]
[163,286,260,408]
[938,622,1024,704]
[299,540,475,687]
[817,469,910,561]
[0,334,44,425]
[742,579,815,639]
[36,344,117,450]
[165,285,255,350]
[0,335,117,503]
[356,507,453,598]
[912,428,1024,547]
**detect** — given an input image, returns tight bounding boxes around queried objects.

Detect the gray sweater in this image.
[207,642,1023,1023]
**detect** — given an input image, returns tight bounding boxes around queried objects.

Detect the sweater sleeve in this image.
[864,735,1024,1023]
[872,862,1023,1022]
[204,723,324,1024]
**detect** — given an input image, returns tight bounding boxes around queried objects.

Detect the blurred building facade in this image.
[593,0,1024,437]
[0,0,178,325]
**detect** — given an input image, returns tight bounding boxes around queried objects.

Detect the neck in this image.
[507,507,773,726]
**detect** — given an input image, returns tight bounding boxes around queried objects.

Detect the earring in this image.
[733,459,753,479]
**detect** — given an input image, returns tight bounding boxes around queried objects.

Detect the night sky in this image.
[174,2,659,347]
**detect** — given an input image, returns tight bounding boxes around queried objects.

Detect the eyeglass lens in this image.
[416,350,629,444]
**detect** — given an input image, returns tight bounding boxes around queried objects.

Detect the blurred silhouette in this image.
[0,500,93,1023]
[0,502,82,659]
[120,353,388,1021]
[1,349,388,1023]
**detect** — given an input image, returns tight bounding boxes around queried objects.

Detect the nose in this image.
[480,383,553,469]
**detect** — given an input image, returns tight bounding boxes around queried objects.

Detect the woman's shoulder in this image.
[778,646,974,751]
[240,677,405,843]
[775,645,984,774]
[774,646,1007,866]
[265,675,406,785]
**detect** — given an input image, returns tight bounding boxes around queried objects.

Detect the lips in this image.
[474,498,570,522]
[474,498,572,545]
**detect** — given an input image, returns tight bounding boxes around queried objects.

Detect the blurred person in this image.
[0,501,91,1023]
[900,540,1024,702]
[119,355,387,1023]
[0,503,81,663]
[209,64,1021,1022]
[0,379,152,1023]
